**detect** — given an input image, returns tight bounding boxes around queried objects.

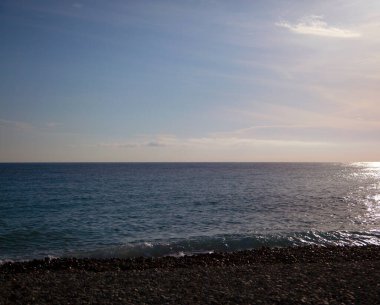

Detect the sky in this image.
[1,0,380,162]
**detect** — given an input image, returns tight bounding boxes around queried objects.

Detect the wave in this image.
[67,230,380,259]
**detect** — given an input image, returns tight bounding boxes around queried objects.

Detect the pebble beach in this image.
[1,245,380,304]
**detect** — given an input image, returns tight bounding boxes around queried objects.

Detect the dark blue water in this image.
[1,162,380,261]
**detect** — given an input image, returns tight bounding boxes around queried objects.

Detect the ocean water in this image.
[1,162,380,262]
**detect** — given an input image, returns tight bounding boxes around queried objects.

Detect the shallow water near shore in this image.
[1,162,380,261]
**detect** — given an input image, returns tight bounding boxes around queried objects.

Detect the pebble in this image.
[1,245,380,304]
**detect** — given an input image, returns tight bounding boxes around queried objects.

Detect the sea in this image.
[1,162,380,262]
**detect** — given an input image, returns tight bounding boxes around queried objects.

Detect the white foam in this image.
[0,259,14,265]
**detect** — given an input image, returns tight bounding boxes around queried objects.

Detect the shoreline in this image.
[1,245,380,304]
[2,245,380,273]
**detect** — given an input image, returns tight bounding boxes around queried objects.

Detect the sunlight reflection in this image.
[351,162,380,178]
[352,162,380,168]
[346,162,380,226]
[363,194,380,220]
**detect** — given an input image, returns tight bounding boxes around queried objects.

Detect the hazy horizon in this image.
[1,1,380,162]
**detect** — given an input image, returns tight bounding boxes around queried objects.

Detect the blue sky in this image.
[1,0,380,161]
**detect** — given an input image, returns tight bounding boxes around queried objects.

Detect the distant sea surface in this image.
[1,162,380,261]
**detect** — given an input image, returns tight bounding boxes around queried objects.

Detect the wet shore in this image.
[1,246,380,304]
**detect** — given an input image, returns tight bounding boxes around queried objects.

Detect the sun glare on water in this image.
[346,162,380,226]
[352,162,380,168]
[351,162,380,177]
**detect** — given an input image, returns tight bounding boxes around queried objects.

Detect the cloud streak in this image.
[95,139,169,150]
[0,119,35,131]
[276,15,360,38]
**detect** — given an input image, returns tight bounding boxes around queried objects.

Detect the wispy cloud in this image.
[276,15,360,38]
[96,136,173,148]
[0,119,64,132]
[0,119,34,131]
[96,133,332,151]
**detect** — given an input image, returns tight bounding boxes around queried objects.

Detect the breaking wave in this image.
[68,230,380,259]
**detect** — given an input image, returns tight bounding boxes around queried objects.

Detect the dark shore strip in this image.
[1,245,380,273]
[1,246,380,304]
